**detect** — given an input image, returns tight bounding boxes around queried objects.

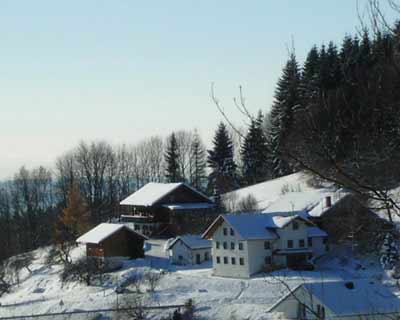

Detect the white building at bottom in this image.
[268,280,400,320]
[202,212,328,278]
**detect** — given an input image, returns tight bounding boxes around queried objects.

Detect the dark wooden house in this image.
[119,182,218,237]
[309,194,393,252]
[76,223,148,258]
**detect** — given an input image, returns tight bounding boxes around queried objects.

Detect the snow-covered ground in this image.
[0,243,394,320]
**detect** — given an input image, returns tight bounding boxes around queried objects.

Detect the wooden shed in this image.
[76,223,148,258]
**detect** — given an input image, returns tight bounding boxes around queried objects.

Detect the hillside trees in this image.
[165,133,182,183]
[188,131,207,191]
[240,111,270,186]
[268,53,301,178]
[207,122,238,194]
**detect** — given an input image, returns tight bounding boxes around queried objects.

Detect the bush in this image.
[0,263,11,297]
[60,257,113,286]
[144,271,163,292]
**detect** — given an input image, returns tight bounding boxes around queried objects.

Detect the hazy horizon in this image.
[0,1,396,179]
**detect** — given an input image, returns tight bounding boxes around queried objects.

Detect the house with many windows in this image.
[202,212,328,278]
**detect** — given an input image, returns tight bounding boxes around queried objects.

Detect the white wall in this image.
[169,240,211,265]
[211,220,250,278]
[275,220,309,251]
[271,287,334,320]
[247,239,272,275]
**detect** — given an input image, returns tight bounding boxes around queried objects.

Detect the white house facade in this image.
[167,235,211,265]
[202,212,328,278]
[269,280,400,320]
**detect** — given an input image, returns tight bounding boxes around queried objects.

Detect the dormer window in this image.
[292,221,299,230]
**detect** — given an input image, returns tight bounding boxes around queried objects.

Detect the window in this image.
[223,257,228,264]
[239,258,245,265]
[323,238,328,244]
[205,252,209,260]
[265,256,272,265]
[317,305,325,320]
[134,225,140,231]
[299,239,305,248]
[238,242,244,250]
[216,256,220,264]
[264,241,270,250]
[230,228,235,236]
[179,255,183,261]
[231,257,236,265]
[299,303,306,319]
[287,240,293,248]
[308,237,313,247]
[292,221,299,230]
[223,228,228,236]
[216,241,220,249]
[223,242,228,249]
[230,242,235,250]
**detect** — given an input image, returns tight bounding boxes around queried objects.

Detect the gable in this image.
[120,182,212,207]
[157,184,212,205]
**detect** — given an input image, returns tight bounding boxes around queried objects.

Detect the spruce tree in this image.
[268,53,301,178]
[165,133,182,183]
[240,110,270,186]
[207,122,237,194]
[300,45,320,106]
[189,132,207,191]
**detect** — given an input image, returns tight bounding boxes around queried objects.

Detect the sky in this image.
[0,1,397,179]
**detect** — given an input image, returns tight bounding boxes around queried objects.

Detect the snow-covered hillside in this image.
[223,172,345,216]
[0,244,393,320]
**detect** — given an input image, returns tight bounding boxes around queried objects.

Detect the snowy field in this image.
[0,243,393,320]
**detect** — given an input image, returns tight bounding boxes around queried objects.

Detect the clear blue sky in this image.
[0,1,396,178]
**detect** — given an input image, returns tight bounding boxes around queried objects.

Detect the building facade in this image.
[119,182,218,237]
[167,235,211,265]
[203,212,328,278]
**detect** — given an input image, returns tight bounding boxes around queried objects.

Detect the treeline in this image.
[205,23,400,201]
[3,22,400,261]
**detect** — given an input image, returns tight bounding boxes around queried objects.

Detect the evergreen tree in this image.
[189,132,207,191]
[207,122,237,194]
[268,53,301,178]
[300,45,320,106]
[240,111,270,186]
[164,133,182,183]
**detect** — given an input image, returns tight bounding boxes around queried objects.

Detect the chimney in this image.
[345,281,354,289]
[325,196,332,208]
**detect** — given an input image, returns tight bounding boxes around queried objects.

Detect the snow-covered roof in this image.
[203,212,312,240]
[269,280,400,316]
[223,171,347,218]
[162,203,215,210]
[120,182,212,207]
[307,226,328,238]
[308,280,400,316]
[168,235,211,250]
[76,223,147,244]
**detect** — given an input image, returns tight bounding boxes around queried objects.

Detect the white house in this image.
[268,280,400,320]
[167,235,212,265]
[202,212,328,278]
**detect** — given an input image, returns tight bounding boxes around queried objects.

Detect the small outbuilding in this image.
[268,279,400,320]
[167,235,212,265]
[76,223,148,259]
